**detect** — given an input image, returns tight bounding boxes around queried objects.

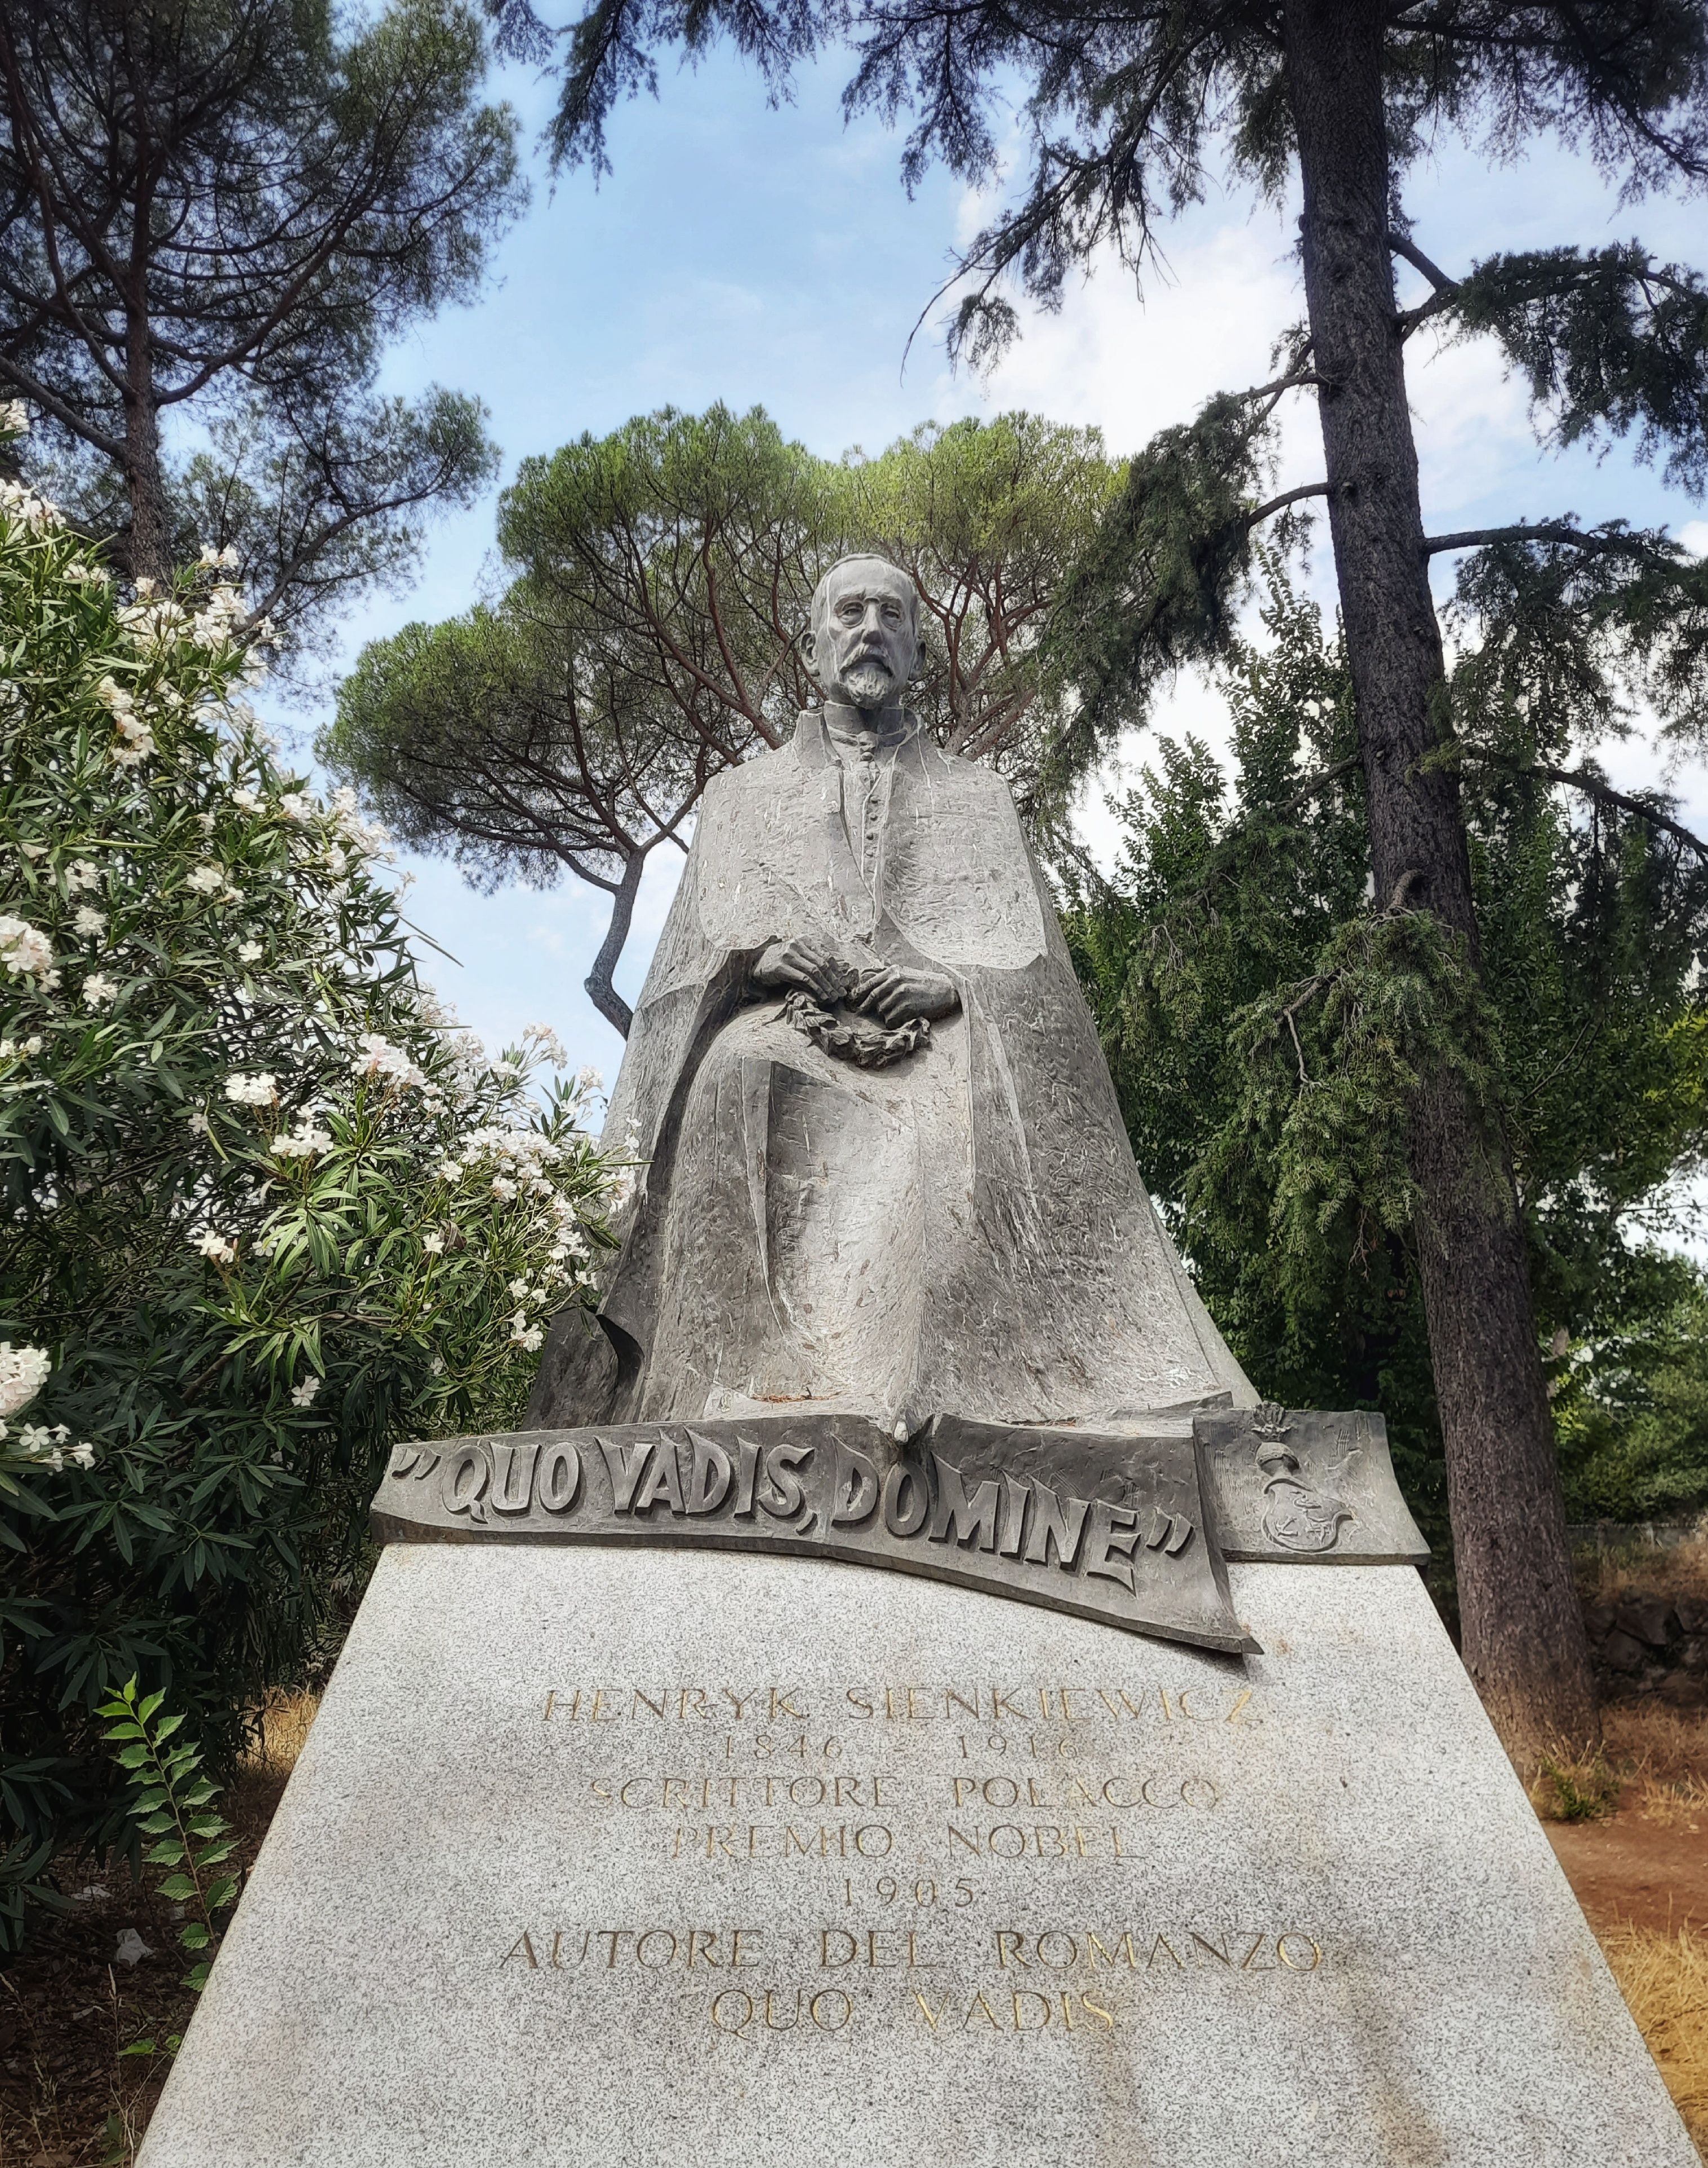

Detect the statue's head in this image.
[804,554,921,713]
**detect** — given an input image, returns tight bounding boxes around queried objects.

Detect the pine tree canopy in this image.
[0,0,524,661]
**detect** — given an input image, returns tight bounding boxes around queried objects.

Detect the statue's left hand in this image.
[848,963,959,1027]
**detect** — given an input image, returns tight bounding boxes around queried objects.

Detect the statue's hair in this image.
[808,553,920,637]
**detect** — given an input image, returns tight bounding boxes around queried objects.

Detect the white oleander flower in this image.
[68,1440,97,1469]
[224,1072,277,1106]
[187,1110,210,1135]
[73,905,106,938]
[0,914,54,984]
[575,1064,604,1095]
[290,1373,321,1408]
[271,1116,333,1159]
[490,1176,518,1202]
[428,1352,444,1376]
[0,399,29,434]
[0,1341,52,1419]
[437,1159,464,1180]
[508,1277,531,1298]
[198,543,242,570]
[422,1231,445,1255]
[193,1228,237,1265]
[231,787,263,814]
[238,939,264,963]
[65,561,112,590]
[279,791,312,821]
[66,860,101,891]
[185,865,224,895]
[352,1033,425,1091]
[82,972,117,1008]
[0,477,60,530]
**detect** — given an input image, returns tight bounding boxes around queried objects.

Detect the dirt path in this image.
[1548,1811,1708,1936]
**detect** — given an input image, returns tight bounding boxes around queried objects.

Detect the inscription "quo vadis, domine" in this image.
[370,1411,1256,1655]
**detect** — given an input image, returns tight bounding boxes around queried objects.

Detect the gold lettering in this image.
[1012,1992,1051,2032]
[731,1927,763,1969]
[1278,1933,1322,1972]
[1147,1935,1184,1971]
[630,1687,667,1720]
[1085,1931,1139,1970]
[914,1991,948,2031]
[1240,1933,1275,1971]
[995,1930,1029,1968]
[1081,1993,1117,2029]
[968,1992,1003,2031]
[1190,1931,1232,1968]
[769,1687,806,1722]
[821,1929,858,1968]
[501,1930,538,1969]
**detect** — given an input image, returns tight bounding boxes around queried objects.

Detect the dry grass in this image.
[1605,1702,1708,1828]
[1600,1921,1708,2150]
[1529,1700,1708,1824]
[243,1688,320,1778]
[1577,1535,1708,1610]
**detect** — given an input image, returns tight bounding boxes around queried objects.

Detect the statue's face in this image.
[810,561,920,710]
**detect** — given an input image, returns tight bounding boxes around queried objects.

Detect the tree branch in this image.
[1424,521,1662,561]
[1465,752,1708,860]
[1386,228,1458,295]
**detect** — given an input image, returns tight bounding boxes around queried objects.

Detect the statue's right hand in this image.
[753,936,851,1003]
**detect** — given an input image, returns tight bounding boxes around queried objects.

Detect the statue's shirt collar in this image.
[818,701,920,763]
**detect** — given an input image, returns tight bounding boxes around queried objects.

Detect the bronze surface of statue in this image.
[527,553,1256,1442]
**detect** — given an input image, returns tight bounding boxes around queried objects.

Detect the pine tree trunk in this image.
[123,301,171,587]
[584,850,646,1039]
[1279,0,1596,1762]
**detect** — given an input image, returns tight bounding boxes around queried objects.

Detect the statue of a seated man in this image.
[528,553,1253,1441]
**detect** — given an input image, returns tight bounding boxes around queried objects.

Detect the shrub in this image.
[0,413,620,1941]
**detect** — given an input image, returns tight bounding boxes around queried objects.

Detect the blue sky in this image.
[284,42,1708,1092]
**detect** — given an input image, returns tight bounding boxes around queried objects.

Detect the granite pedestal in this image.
[136,1543,1697,2167]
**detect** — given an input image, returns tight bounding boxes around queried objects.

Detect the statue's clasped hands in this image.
[754,937,958,1026]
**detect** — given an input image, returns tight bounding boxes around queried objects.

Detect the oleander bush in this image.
[0,412,621,1942]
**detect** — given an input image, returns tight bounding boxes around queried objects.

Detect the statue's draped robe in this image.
[528,710,1254,1437]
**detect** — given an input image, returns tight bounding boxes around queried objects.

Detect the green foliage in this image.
[0,0,522,657]
[1066,566,1708,1544]
[0,424,620,1943]
[1554,1265,1708,1522]
[97,1677,235,1994]
[1448,245,1708,493]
